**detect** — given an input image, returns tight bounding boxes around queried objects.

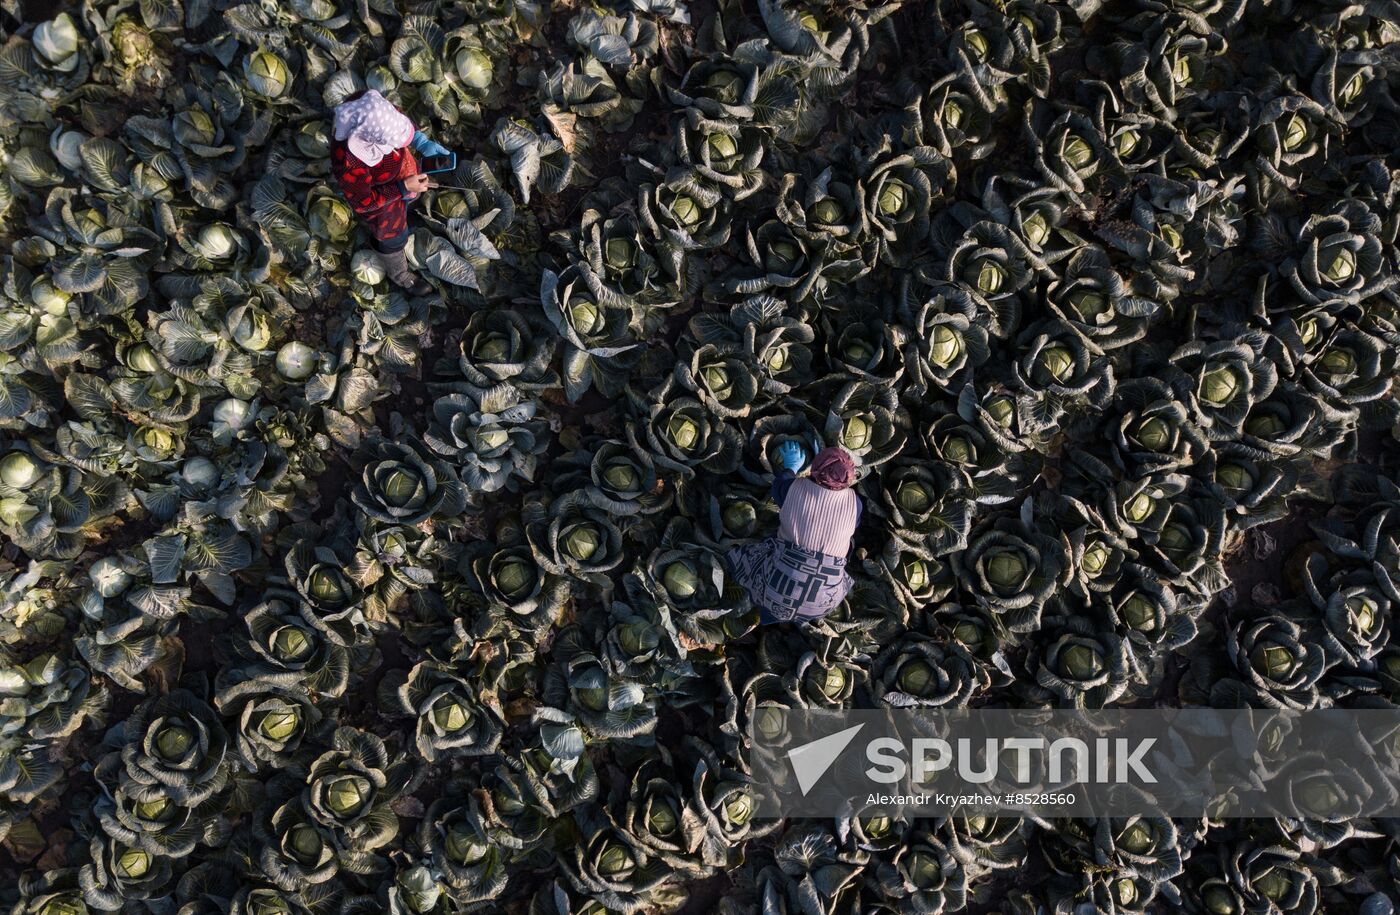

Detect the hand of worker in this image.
[777,440,807,473]
[411,131,451,158]
[402,173,432,199]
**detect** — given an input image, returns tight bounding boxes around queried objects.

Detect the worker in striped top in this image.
[727,445,862,624]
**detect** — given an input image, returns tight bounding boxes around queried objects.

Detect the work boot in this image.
[378,247,433,296]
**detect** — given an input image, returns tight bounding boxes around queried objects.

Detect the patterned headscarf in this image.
[332,90,414,167]
[808,446,856,490]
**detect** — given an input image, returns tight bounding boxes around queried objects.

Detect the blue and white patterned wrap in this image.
[726,537,853,624]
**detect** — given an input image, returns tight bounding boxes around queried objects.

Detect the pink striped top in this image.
[778,478,861,557]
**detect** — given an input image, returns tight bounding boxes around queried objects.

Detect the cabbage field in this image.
[2,0,1400,911]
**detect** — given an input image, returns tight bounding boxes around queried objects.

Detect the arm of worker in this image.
[411,131,451,157]
[771,441,807,506]
[771,469,798,507]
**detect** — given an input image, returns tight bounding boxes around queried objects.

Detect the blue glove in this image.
[777,441,806,473]
[411,131,450,158]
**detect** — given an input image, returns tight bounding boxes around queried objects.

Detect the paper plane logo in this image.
[787,724,864,795]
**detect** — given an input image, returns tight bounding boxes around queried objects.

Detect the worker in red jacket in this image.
[330,90,451,295]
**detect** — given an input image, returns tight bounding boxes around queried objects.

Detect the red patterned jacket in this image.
[330,141,420,242]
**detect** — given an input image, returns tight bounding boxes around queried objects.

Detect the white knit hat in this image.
[332,90,414,166]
